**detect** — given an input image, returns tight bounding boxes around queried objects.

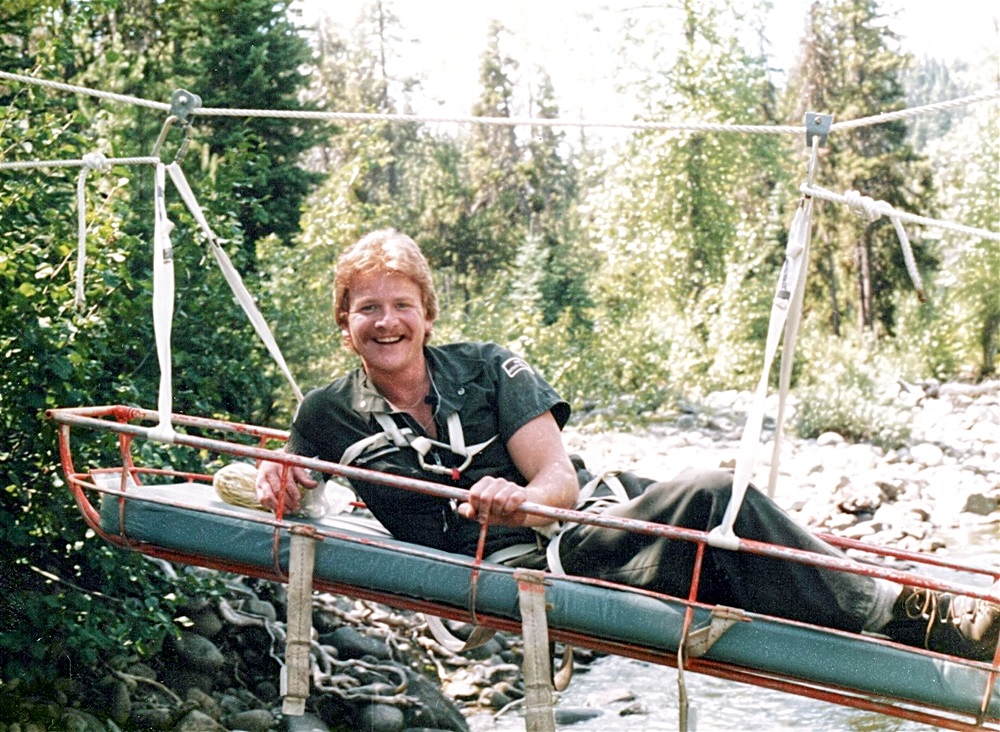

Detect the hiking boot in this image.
[881,586,1000,662]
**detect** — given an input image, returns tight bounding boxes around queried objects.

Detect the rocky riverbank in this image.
[5,380,998,732]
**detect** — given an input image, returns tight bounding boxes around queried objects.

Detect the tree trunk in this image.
[855,232,873,334]
[825,241,841,336]
[981,310,1000,379]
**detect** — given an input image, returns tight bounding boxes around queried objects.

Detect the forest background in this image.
[0,0,998,709]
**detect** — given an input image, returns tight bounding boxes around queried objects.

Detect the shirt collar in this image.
[348,345,484,418]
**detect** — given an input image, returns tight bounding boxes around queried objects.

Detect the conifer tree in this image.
[786,0,938,337]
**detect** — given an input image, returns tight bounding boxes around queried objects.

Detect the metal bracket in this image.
[169,89,202,123]
[804,112,833,148]
[685,606,747,658]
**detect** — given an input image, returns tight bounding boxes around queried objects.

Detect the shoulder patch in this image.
[501,356,532,379]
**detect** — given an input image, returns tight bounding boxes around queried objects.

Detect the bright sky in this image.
[294,0,998,120]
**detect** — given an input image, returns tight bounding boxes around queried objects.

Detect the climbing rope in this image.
[0,155,160,170]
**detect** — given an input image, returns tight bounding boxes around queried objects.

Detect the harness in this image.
[338,408,630,689]
[340,411,497,481]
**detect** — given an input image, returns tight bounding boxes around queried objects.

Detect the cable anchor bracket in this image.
[804,112,833,148]
[151,89,202,163]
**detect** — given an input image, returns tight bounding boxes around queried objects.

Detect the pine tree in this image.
[523,70,591,330]
[458,21,528,296]
[173,0,326,255]
[786,0,938,337]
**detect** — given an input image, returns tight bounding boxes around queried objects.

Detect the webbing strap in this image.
[544,472,629,574]
[282,527,317,716]
[339,425,412,466]
[708,197,814,551]
[515,570,557,731]
[149,163,177,443]
[363,412,497,479]
[424,615,497,654]
[164,163,304,404]
[74,152,111,309]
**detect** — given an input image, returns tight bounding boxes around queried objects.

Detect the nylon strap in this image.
[164,162,304,404]
[708,196,814,550]
[148,162,177,443]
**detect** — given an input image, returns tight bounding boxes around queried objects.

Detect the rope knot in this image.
[844,189,891,222]
[81,151,109,172]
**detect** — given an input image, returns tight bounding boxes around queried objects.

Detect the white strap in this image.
[371,412,413,448]
[424,614,498,654]
[339,428,411,466]
[485,542,539,564]
[708,198,813,550]
[148,163,177,443]
[368,412,496,478]
[73,152,111,309]
[543,471,631,574]
[164,163,304,404]
[445,411,466,455]
[766,202,812,497]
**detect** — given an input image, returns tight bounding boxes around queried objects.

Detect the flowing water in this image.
[467,655,941,732]
[467,526,1000,732]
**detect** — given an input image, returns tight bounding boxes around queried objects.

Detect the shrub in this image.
[792,329,912,449]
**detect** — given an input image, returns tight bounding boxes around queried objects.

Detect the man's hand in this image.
[459,476,531,526]
[256,458,318,514]
[455,411,578,528]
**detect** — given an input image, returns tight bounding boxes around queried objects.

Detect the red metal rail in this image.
[46,405,1000,730]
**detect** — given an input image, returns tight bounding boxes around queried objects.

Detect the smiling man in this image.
[255,228,1000,663]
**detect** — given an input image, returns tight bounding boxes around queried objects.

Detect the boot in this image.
[881,585,1000,662]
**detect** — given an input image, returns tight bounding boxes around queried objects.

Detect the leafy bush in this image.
[792,329,912,448]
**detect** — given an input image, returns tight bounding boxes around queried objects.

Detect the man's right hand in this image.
[255,458,318,514]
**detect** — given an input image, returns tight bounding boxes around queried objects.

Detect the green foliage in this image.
[786,0,938,337]
[1,0,995,701]
[791,328,912,448]
[929,90,1000,378]
[0,0,317,692]
[890,290,968,381]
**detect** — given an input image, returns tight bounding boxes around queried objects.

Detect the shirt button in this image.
[359,400,366,408]
[457,388,465,395]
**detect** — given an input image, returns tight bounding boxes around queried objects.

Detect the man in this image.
[257,228,1000,662]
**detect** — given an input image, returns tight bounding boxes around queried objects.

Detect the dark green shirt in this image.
[288,342,570,555]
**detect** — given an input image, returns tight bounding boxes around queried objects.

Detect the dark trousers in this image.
[557,468,878,633]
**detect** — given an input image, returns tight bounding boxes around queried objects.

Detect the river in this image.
[467,654,940,732]
[466,526,999,732]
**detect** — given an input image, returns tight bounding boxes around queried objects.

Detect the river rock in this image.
[226,709,275,732]
[964,492,1000,516]
[59,709,107,732]
[186,687,221,720]
[129,703,177,730]
[321,625,391,660]
[169,631,227,673]
[242,598,278,622]
[910,442,945,467]
[280,712,330,732]
[403,670,471,732]
[355,703,405,732]
[175,709,223,732]
[97,676,131,726]
[554,707,603,724]
[187,606,225,638]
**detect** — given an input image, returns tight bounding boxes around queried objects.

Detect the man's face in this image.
[345,271,432,378]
